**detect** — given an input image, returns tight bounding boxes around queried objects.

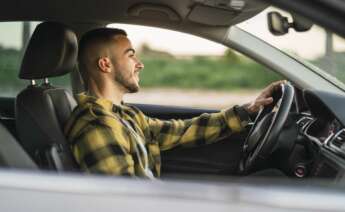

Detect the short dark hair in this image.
[78,28,127,87]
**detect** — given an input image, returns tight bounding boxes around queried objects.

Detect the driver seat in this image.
[16,22,79,171]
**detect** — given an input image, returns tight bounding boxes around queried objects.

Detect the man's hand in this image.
[243,80,287,114]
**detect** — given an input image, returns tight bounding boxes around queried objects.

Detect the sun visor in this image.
[188,5,238,26]
[128,3,181,22]
[187,0,268,26]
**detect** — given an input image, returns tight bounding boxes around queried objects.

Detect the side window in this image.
[0,22,71,97]
[108,24,282,109]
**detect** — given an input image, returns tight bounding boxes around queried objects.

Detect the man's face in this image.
[109,35,144,93]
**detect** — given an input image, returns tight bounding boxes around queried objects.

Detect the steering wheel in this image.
[240,83,294,173]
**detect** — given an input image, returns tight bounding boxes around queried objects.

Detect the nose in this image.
[136,60,144,71]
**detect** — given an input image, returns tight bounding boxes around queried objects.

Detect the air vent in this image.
[329,129,345,148]
[296,116,313,132]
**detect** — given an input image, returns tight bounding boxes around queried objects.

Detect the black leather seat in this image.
[16,22,79,171]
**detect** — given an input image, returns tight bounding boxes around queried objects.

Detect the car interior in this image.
[0,0,345,184]
[0,20,248,177]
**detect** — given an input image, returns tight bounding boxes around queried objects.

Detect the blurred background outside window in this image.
[0,22,71,97]
[109,23,281,109]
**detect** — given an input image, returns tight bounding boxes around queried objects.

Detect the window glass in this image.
[107,24,282,109]
[0,22,71,97]
[238,7,345,90]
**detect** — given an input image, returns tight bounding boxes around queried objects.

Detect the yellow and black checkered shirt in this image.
[64,93,250,178]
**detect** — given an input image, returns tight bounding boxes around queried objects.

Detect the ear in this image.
[97,57,112,73]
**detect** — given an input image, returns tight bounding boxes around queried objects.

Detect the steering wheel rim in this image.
[240,83,295,173]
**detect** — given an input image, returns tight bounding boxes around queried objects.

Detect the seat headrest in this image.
[19,22,78,79]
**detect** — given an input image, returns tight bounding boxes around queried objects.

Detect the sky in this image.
[1,7,345,60]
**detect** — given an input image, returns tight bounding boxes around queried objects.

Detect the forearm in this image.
[148,106,251,151]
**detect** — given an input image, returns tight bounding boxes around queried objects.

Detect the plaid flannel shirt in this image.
[64,93,250,177]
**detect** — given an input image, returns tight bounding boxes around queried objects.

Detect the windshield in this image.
[237,7,345,90]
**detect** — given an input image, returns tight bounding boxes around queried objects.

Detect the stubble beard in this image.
[111,57,139,93]
[114,71,139,93]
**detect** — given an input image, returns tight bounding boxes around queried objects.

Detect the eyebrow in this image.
[124,48,135,54]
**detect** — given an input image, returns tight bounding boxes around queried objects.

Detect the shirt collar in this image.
[75,92,124,112]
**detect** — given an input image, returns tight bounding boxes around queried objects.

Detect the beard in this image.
[114,70,139,93]
[110,56,140,93]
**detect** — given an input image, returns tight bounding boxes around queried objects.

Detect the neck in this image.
[88,78,125,106]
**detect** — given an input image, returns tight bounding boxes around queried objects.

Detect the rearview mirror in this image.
[267,12,289,35]
[267,11,313,36]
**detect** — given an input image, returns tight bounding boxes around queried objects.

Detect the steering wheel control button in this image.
[294,164,307,178]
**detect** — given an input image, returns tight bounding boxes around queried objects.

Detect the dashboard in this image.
[294,89,345,180]
[303,117,343,144]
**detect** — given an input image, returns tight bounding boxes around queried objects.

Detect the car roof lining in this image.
[0,0,268,27]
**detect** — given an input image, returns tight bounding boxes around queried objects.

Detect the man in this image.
[64,28,283,179]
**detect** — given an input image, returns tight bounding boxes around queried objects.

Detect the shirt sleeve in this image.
[147,106,251,151]
[71,121,135,176]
